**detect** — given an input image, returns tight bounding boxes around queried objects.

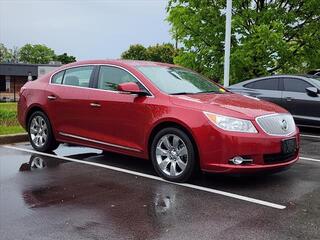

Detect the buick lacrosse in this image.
[18,60,299,182]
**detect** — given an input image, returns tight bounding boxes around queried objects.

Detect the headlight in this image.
[204,112,258,133]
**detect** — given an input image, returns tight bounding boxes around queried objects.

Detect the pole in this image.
[13,76,16,102]
[223,0,232,87]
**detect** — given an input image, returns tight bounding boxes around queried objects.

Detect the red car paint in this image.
[18,60,299,173]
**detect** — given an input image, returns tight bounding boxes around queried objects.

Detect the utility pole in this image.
[223,0,232,87]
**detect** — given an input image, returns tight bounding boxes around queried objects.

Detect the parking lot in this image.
[0,128,319,240]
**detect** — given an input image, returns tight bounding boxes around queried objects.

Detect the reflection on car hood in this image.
[170,93,288,119]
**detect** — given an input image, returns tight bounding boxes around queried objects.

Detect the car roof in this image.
[62,59,177,68]
[229,74,320,88]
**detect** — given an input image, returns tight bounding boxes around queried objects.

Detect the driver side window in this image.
[97,66,138,91]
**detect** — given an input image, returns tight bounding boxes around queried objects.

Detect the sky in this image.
[0,0,172,60]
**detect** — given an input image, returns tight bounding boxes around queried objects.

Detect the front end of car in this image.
[198,111,299,173]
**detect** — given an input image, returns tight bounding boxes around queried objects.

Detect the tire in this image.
[28,111,59,152]
[150,127,197,182]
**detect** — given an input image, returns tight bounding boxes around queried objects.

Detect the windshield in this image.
[305,75,320,86]
[136,66,225,95]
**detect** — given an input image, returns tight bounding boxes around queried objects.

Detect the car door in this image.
[243,77,283,106]
[86,65,153,152]
[45,66,96,137]
[282,77,320,125]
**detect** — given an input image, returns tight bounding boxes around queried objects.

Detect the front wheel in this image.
[28,111,59,152]
[150,127,197,182]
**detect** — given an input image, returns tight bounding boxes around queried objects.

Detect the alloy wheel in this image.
[155,134,188,177]
[30,115,48,148]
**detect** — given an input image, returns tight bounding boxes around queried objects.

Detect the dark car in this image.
[308,69,320,76]
[228,75,320,128]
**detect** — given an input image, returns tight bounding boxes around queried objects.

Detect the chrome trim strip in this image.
[296,124,320,129]
[49,63,154,97]
[292,114,320,122]
[255,113,296,137]
[59,132,141,152]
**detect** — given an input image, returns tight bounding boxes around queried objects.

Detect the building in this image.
[0,63,61,102]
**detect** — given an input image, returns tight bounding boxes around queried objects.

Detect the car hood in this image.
[170,93,288,119]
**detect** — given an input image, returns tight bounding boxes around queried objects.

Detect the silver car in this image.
[228,75,320,128]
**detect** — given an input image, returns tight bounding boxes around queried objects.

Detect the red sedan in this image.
[18,60,299,182]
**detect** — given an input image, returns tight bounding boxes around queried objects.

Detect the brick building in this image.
[0,63,61,102]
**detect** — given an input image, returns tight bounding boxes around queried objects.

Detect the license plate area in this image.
[281,138,297,155]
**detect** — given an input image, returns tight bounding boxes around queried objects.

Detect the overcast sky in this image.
[0,0,172,60]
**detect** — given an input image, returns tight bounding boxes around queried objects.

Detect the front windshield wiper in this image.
[197,90,219,94]
[170,92,196,95]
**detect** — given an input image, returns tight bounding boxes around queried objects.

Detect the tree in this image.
[167,0,320,83]
[121,44,148,60]
[54,53,76,64]
[0,43,13,63]
[147,43,177,63]
[121,43,177,63]
[10,46,20,63]
[19,44,55,64]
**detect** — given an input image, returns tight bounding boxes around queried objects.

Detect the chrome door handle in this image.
[47,95,56,100]
[90,103,101,107]
[286,97,293,102]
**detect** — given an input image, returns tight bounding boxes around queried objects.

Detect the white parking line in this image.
[300,156,320,162]
[300,134,320,139]
[3,145,286,210]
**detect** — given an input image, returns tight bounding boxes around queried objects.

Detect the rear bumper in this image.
[17,95,27,129]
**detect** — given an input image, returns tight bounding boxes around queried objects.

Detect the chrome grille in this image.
[255,114,296,136]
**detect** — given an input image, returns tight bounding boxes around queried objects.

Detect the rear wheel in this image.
[151,127,197,182]
[28,111,59,152]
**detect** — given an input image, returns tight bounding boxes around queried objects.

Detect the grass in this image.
[0,102,25,135]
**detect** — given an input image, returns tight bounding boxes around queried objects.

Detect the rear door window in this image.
[62,66,94,87]
[245,78,280,90]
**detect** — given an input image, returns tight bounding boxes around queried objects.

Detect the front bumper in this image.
[203,154,298,174]
[196,123,300,173]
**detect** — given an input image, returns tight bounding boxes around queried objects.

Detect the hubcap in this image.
[156,134,188,177]
[30,116,48,147]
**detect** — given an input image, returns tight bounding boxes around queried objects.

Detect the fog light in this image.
[229,156,253,165]
[230,156,244,165]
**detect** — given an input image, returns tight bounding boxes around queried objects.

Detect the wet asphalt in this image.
[0,128,319,240]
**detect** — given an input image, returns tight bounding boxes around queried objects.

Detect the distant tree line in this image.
[0,43,76,64]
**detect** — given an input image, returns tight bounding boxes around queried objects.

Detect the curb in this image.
[0,133,28,145]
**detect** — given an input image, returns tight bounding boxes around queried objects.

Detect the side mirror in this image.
[306,87,319,97]
[117,82,148,96]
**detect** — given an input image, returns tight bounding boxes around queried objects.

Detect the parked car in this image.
[18,60,299,182]
[307,69,320,76]
[228,75,320,128]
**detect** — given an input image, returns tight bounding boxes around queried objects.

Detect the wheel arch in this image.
[147,120,200,163]
[25,105,50,128]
